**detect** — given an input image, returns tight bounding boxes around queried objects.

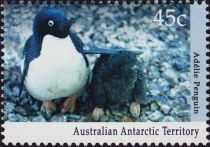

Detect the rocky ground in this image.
[3,3,190,122]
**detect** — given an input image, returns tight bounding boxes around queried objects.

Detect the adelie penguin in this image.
[90,51,146,121]
[19,7,121,118]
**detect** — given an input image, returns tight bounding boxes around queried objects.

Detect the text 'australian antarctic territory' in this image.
[73,126,199,138]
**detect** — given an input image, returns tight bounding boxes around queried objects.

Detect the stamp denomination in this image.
[1,1,209,145]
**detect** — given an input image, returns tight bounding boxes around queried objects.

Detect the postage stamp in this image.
[1,0,209,145]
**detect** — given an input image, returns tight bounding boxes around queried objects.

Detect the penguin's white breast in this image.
[23,35,89,101]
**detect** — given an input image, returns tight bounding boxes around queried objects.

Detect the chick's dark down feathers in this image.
[90,51,146,108]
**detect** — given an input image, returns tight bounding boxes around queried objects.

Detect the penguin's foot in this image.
[130,102,140,118]
[41,101,57,119]
[61,96,76,113]
[92,107,104,121]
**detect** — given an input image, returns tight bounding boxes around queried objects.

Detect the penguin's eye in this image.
[48,20,54,27]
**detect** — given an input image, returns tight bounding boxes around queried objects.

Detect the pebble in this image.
[121,107,128,115]
[50,115,67,122]
[31,115,46,122]
[19,97,30,105]
[12,86,19,96]
[100,116,109,122]
[14,106,27,116]
[24,105,38,116]
[150,89,160,95]
[111,111,123,117]
[168,34,174,41]
[150,102,159,111]
[164,69,178,82]
[156,97,171,114]
[148,110,163,122]
[4,102,15,113]
[160,104,171,114]
[4,85,13,97]
[68,114,81,120]
[172,58,188,72]
[177,110,190,118]
[121,116,134,122]
[7,113,18,122]
[8,113,28,122]
[31,102,40,111]
[140,114,149,122]
[170,88,177,98]
[113,116,121,121]
[162,116,175,122]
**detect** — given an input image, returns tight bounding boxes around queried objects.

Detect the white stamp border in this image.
[1,122,209,145]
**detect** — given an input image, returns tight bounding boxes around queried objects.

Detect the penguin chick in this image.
[19,7,91,118]
[90,51,146,121]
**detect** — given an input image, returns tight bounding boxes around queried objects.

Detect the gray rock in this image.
[121,107,129,115]
[50,115,67,122]
[111,111,123,117]
[7,113,18,122]
[4,102,15,113]
[163,68,178,83]
[100,116,109,122]
[160,104,171,114]
[19,97,30,105]
[148,110,163,122]
[68,114,81,120]
[170,88,178,98]
[14,106,27,116]
[140,114,149,122]
[4,85,13,97]
[150,102,159,111]
[109,118,117,122]
[31,102,40,111]
[24,105,38,116]
[12,86,19,96]
[156,98,171,114]
[8,113,28,122]
[31,115,46,122]
[177,110,190,118]
[162,116,175,122]
[113,116,121,121]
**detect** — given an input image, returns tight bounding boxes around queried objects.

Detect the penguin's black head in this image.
[33,7,75,38]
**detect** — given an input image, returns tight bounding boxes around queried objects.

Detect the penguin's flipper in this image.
[19,61,29,98]
[69,31,89,67]
[69,31,143,55]
[19,37,32,98]
[19,35,42,98]
[83,48,143,55]
[69,31,85,53]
